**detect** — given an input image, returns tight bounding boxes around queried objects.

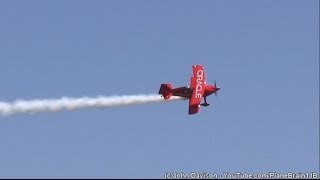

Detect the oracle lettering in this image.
[195,70,204,98]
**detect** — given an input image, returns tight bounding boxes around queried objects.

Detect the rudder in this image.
[158,83,173,99]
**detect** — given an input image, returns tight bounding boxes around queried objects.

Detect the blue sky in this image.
[0,0,318,178]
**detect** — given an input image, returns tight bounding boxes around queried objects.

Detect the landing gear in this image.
[201,96,210,107]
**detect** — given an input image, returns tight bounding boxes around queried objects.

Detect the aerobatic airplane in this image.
[158,65,220,115]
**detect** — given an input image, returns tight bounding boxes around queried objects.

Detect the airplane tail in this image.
[158,83,173,100]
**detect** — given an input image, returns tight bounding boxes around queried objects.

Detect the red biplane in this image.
[158,65,220,115]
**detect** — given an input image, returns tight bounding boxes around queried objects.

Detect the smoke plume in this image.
[0,94,185,116]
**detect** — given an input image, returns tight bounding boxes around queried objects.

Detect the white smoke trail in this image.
[0,94,186,116]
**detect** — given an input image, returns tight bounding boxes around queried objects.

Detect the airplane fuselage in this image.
[171,85,219,99]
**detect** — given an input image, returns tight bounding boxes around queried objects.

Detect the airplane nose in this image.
[216,87,220,91]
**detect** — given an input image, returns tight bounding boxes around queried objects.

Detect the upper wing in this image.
[189,65,206,106]
[193,65,206,85]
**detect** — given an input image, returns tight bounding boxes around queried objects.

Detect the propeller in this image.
[214,80,219,96]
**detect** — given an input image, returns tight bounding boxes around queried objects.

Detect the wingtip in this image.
[192,64,204,68]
